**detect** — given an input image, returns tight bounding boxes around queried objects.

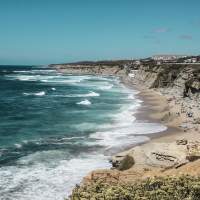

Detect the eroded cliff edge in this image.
[50,60,128,76]
[129,63,200,101]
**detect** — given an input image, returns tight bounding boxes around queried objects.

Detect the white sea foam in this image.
[35,91,46,96]
[76,99,91,105]
[5,74,64,83]
[23,91,46,96]
[98,84,113,90]
[30,69,55,73]
[60,136,85,141]
[18,75,34,81]
[84,91,99,97]
[6,75,42,81]
[41,79,81,84]
[0,152,110,200]
[71,91,99,97]
[112,102,140,126]
[14,144,22,148]
[23,92,31,96]
[13,70,55,74]
[128,94,135,99]
[67,91,100,98]
[13,70,28,73]
[70,123,101,131]
[51,88,56,91]
[88,93,167,153]
[90,122,167,153]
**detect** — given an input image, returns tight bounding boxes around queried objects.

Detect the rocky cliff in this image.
[129,64,200,100]
[49,60,131,76]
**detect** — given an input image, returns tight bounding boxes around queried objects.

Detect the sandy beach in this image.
[81,76,200,185]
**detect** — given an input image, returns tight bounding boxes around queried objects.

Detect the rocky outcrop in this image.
[52,64,126,76]
[80,140,200,189]
[111,139,200,170]
[49,60,132,76]
[129,64,200,100]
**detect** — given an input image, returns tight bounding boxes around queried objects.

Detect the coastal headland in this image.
[50,59,200,199]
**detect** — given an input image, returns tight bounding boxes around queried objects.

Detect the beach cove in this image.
[51,61,200,199]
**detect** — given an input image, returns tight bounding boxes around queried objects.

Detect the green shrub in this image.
[68,175,200,200]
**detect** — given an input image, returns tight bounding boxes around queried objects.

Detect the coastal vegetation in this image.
[69,175,200,200]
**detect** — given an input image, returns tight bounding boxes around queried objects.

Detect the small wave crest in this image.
[90,122,167,154]
[53,91,100,98]
[85,91,99,97]
[98,84,113,90]
[76,99,91,105]
[73,91,99,97]
[128,94,135,100]
[23,91,46,96]
[14,143,22,149]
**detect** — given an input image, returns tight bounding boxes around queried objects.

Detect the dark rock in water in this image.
[118,155,135,171]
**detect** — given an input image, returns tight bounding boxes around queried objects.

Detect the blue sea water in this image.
[0,65,167,200]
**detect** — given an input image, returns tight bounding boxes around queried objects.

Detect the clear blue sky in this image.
[0,0,200,65]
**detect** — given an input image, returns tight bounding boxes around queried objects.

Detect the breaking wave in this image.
[98,84,113,90]
[76,99,92,105]
[23,91,46,96]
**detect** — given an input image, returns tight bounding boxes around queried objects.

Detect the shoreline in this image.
[119,76,181,148]
[133,87,182,141]
[122,74,199,147]
[72,73,200,188]
[107,77,172,154]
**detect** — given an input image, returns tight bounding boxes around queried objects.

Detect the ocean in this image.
[0,65,167,200]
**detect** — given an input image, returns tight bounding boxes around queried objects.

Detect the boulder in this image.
[110,155,124,168]
[117,155,135,171]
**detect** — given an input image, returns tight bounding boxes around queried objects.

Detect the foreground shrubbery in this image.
[68,175,200,200]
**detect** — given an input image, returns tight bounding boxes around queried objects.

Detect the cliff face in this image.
[130,64,200,100]
[51,64,126,76]
[49,60,131,76]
